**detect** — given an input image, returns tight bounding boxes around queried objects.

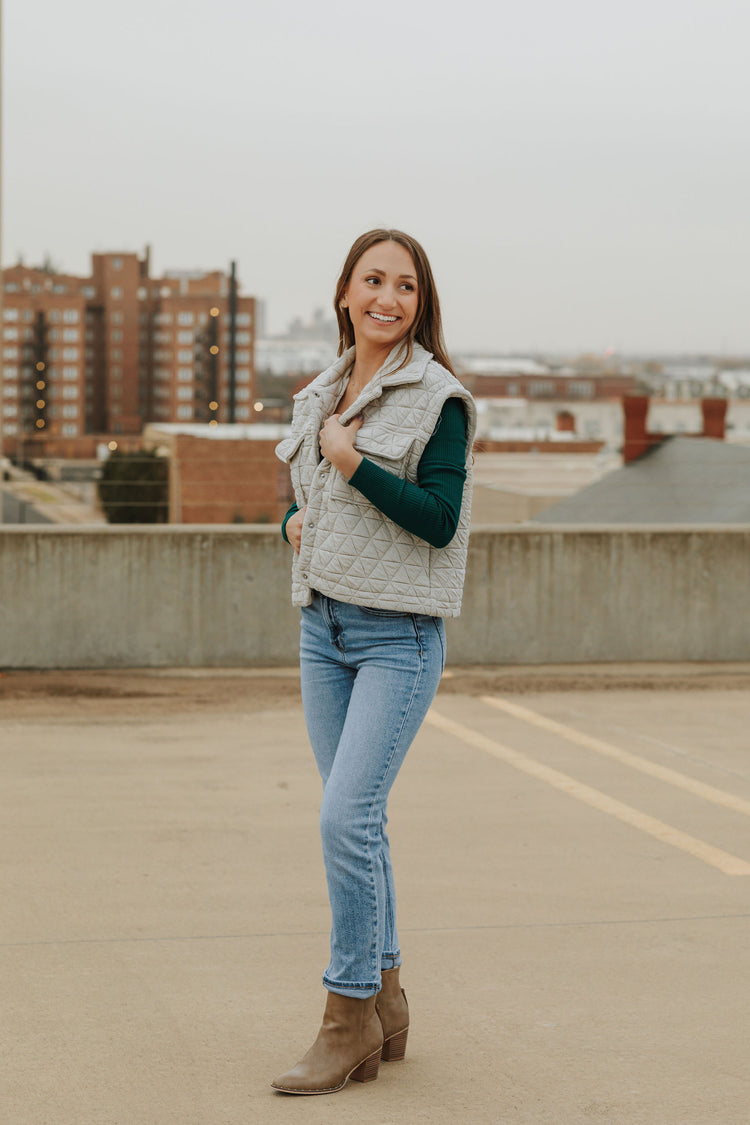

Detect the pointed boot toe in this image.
[271,991,383,1096]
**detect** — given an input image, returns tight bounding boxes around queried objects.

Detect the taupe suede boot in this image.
[375,966,409,1061]
[271,991,383,1095]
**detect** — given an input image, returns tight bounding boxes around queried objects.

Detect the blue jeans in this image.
[300,592,446,998]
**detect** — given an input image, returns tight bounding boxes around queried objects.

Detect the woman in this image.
[272,229,476,1095]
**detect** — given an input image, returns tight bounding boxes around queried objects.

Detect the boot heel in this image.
[350,1048,382,1084]
[381,1026,408,1062]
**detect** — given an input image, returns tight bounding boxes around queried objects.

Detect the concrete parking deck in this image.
[2,667,749,1124]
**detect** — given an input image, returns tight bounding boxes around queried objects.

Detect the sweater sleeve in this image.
[347,396,468,548]
[281,502,299,543]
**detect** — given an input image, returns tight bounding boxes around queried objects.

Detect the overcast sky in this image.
[4,0,749,354]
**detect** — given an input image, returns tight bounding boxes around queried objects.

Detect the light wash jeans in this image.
[300,592,446,998]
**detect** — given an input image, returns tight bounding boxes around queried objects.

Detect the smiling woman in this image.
[337,242,419,374]
[270,229,477,1096]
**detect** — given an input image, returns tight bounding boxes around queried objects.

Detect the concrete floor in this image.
[2,670,749,1124]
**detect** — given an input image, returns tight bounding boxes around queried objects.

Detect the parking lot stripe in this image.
[426,708,750,877]
[480,696,750,818]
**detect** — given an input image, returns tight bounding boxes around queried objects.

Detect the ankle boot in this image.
[271,991,383,1095]
[376,966,409,1061]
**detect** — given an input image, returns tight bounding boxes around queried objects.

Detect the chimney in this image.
[622,395,652,464]
[700,397,727,440]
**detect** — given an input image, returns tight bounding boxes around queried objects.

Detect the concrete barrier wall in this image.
[1,525,749,668]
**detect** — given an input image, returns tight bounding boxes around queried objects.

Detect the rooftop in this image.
[533,435,750,523]
[3,665,749,1124]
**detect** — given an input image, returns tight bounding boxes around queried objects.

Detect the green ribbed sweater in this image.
[281,397,468,549]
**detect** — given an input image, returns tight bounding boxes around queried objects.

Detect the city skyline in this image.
[4,0,749,355]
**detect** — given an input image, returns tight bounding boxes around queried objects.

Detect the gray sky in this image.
[4,0,749,354]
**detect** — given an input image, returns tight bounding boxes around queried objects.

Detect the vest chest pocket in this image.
[329,430,419,504]
[353,430,418,475]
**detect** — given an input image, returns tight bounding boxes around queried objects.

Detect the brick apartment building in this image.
[1,249,256,458]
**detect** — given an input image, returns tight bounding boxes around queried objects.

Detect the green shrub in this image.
[98,450,169,523]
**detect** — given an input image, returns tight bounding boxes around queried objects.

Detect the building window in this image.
[177,405,193,419]
[177,386,192,400]
[2,404,18,417]
[568,381,594,398]
[236,313,251,327]
[3,308,19,321]
[4,366,18,378]
[111,330,123,342]
[111,348,122,360]
[62,367,78,380]
[61,404,79,418]
[3,422,18,433]
[62,386,78,399]
[3,327,19,340]
[529,380,554,397]
[235,406,251,420]
[177,312,194,326]
[235,331,251,345]
[235,368,250,383]
[62,348,79,361]
[236,351,250,363]
[3,347,18,359]
[62,423,79,436]
[177,330,193,344]
[82,286,96,299]
[62,328,79,342]
[112,257,123,270]
[63,309,79,323]
[4,283,19,294]
[236,387,251,401]
[3,384,18,397]
[177,349,193,363]
[111,287,123,300]
[177,368,192,381]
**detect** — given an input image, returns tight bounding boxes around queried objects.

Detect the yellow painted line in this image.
[481,696,750,819]
[425,708,750,877]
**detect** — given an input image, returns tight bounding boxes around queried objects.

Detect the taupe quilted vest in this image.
[275,342,476,618]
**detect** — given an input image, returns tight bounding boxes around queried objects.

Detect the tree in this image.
[97,450,169,523]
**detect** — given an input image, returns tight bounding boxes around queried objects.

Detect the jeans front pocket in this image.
[358,605,410,618]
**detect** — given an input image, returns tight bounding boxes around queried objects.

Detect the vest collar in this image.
[297,342,434,421]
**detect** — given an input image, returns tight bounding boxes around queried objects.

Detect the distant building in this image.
[458,365,637,402]
[255,307,338,379]
[143,422,293,524]
[1,250,256,457]
[255,338,335,377]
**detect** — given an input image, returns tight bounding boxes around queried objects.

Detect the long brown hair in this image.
[333,229,455,376]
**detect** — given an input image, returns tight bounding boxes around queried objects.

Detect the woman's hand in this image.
[319,414,364,479]
[286,506,307,554]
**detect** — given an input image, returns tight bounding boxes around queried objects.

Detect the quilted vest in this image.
[275,342,477,618]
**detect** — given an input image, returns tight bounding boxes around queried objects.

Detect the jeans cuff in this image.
[381,953,402,971]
